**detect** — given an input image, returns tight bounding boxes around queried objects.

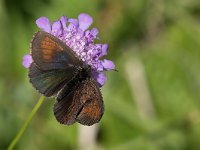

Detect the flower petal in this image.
[102,59,115,70]
[84,28,98,43]
[22,54,33,68]
[60,16,68,30]
[97,61,104,71]
[51,20,62,36]
[68,18,79,30]
[91,28,98,38]
[93,72,107,86]
[36,17,51,33]
[78,13,93,31]
[101,44,108,57]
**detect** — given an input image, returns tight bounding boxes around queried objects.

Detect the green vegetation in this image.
[1,0,200,149]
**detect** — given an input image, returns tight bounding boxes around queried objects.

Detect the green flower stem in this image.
[8,95,45,150]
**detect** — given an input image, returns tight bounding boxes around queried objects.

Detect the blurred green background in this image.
[1,0,200,149]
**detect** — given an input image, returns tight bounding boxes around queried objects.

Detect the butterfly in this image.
[28,31,104,126]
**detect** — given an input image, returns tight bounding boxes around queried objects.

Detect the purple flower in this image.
[23,13,115,86]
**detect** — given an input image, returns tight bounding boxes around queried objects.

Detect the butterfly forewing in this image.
[29,31,83,97]
[53,78,104,126]
[29,63,78,97]
[31,31,83,70]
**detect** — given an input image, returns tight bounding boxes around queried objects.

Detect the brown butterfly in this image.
[29,31,104,126]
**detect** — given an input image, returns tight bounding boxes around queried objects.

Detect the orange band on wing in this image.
[40,37,64,61]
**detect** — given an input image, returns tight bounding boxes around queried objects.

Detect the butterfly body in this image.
[29,31,104,126]
[56,64,91,101]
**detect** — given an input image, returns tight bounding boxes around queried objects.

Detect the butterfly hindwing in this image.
[53,78,104,126]
[31,31,83,70]
[75,79,104,126]
[29,63,78,97]
[53,87,81,125]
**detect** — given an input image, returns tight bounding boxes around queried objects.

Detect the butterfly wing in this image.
[29,31,84,97]
[53,78,104,126]
[29,63,78,97]
[31,31,83,70]
[75,79,104,125]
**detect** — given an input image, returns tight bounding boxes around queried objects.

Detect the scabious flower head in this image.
[23,13,115,86]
